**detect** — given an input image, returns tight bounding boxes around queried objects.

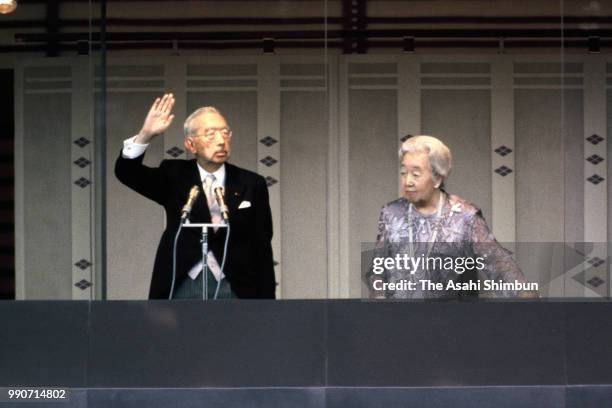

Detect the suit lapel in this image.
[224,163,245,218]
[187,160,211,223]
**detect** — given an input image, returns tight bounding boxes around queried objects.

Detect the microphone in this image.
[213,185,230,221]
[180,185,200,220]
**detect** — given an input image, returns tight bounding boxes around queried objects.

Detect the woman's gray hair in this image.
[399,135,452,182]
[183,106,223,137]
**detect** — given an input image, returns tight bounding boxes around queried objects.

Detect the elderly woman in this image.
[368,135,537,299]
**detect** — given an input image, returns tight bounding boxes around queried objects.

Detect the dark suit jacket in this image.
[115,153,276,299]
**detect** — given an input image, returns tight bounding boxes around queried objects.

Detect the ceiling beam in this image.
[343,0,367,54]
[45,0,59,57]
[15,28,612,44]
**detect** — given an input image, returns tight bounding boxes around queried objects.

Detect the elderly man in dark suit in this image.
[115,93,276,299]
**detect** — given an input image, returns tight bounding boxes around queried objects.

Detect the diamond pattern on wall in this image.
[586,154,604,165]
[265,176,278,187]
[74,259,92,270]
[260,156,278,167]
[494,165,513,176]
[74,177,91,188]
[588,257,605,268]
[587,174,605,185]
[587,276,605,288]
[166,146,184,158]
[586,134,604,145]
[73,137,90,148]
[260,136,278,147]
[74,279,92,290]
[74,157,91,168]
[572,270,587,287]
[494,145,513,156]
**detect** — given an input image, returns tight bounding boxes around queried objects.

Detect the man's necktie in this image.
[203,174,223,232]
[190,173,224,282]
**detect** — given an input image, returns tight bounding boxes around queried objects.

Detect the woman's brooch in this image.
[449,202,462,218]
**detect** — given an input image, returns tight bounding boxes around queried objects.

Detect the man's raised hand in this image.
[135,93,175,144]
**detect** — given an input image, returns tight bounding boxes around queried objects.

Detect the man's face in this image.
[401,152,438,206]
[184,112,232,168]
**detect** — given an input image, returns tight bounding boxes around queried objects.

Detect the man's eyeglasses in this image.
[193,127,232,140]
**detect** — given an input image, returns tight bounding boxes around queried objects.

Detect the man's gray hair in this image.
[183,106,223,137]
[399,135,452,182]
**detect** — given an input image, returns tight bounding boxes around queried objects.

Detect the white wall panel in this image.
[105,91,166,300]
[22,70,73,299]
[348,89,398,297]
[421,89,492,222]
[280,91,328,298]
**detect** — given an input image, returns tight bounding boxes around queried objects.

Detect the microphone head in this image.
[213,185,225,198]
[181,185,201,220]
[212,184,229,221]
[189,185,200,199]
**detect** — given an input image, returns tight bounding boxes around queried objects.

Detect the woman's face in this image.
[401,152,438,206]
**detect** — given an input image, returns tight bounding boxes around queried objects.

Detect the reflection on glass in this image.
[7,0,610,300]
[0,0,17,15]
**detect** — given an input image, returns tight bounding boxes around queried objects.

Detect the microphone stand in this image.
[181,220,227,300]
[170,185,229,300]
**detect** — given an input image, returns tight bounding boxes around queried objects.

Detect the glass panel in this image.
[6,1,98,300]
[9,0,609,301]
[349,1,603,300]
[561,0,610,299]
[102,0,328,300]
